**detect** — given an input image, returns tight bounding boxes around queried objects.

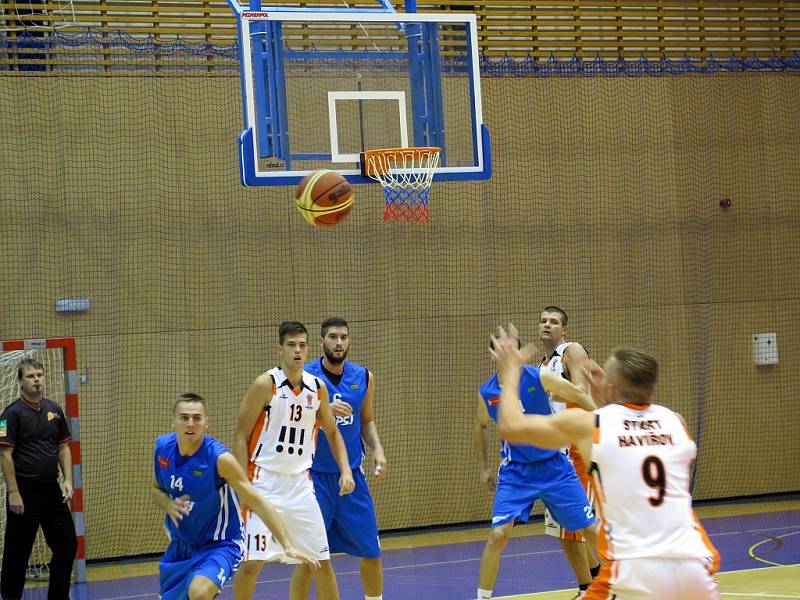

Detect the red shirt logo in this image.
[158,455,169,468]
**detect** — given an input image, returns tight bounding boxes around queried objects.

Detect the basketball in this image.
[294,169,354,228]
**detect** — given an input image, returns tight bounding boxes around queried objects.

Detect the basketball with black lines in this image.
[294,169,354,228]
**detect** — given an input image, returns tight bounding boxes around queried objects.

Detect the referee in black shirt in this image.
[0,358,77,600]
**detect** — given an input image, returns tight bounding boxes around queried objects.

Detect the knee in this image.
[188,578,218,600]
[237,560,264,578]
[486,527,511,549]
[361,557,381,570]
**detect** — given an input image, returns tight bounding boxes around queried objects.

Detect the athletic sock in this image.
[365,596,382,600]
[579,583,589,591]
[477,588,493,600]
[589,564,600,579]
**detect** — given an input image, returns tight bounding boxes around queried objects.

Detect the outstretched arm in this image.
[539,369,596,412]
[491,325,595,452]
[217,453,319,569]
[360,371,387,479]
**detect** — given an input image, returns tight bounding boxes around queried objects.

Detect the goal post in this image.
[0,338,86,584]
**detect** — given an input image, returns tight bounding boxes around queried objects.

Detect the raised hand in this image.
[489,324,539,371]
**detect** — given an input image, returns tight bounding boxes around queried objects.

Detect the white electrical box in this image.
[55,297,91,313]
[753,333,778,366]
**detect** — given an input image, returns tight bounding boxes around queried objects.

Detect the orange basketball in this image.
[294,169,354,228]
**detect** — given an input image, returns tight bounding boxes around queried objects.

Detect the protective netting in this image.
[0,34,799,561]
[0,348,66,577]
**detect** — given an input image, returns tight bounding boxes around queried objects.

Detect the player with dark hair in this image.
[232,321,354,600]
[292,317,388,600]
[152,393,318,600]
[538,306,601,597]
[475,334,597,600]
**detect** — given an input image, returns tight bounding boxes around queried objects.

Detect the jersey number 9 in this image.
[642,455,666,507]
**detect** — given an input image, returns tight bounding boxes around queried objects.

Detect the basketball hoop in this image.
[361,147,440,223]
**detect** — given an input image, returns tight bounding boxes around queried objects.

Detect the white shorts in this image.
[242,470,330,563]
[544,506,588,541]
[586,557,720,600]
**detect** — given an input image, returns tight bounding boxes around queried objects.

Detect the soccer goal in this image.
[0,338,86,583]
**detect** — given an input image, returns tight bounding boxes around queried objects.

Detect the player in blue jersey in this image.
[152,393,318,600]
[291,317,388,600]
[474,337,597,600]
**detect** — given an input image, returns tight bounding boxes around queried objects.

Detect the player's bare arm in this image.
[560,343,597,411]
[150,478,191,527]
[233,373,273,470]
[216,452,320,570]
[360,371,387,478]
[539,369,596,412]
[316,379,355,495]
[474,397,496,491]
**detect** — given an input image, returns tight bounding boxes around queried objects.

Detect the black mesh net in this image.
[0,33,799,564]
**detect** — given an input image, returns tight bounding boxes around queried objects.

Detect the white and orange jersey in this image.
[541,342,591,483]
[590,402,719,570]
[540,341,573,415]
[247,367,324,477]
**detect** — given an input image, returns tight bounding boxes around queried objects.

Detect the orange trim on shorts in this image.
[590,472,612,560]
[582,561,614,599]
[693,511,721,573]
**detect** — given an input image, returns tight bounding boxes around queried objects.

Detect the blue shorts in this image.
[312,469,381,558]
[159,538,243,600]
[491,452,594,532]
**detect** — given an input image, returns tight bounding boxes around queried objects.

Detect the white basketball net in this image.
[365,148,440,223]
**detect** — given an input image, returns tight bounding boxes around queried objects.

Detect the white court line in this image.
[85,529,800,600]
[711,525,800,538]
[90,550,565,600]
